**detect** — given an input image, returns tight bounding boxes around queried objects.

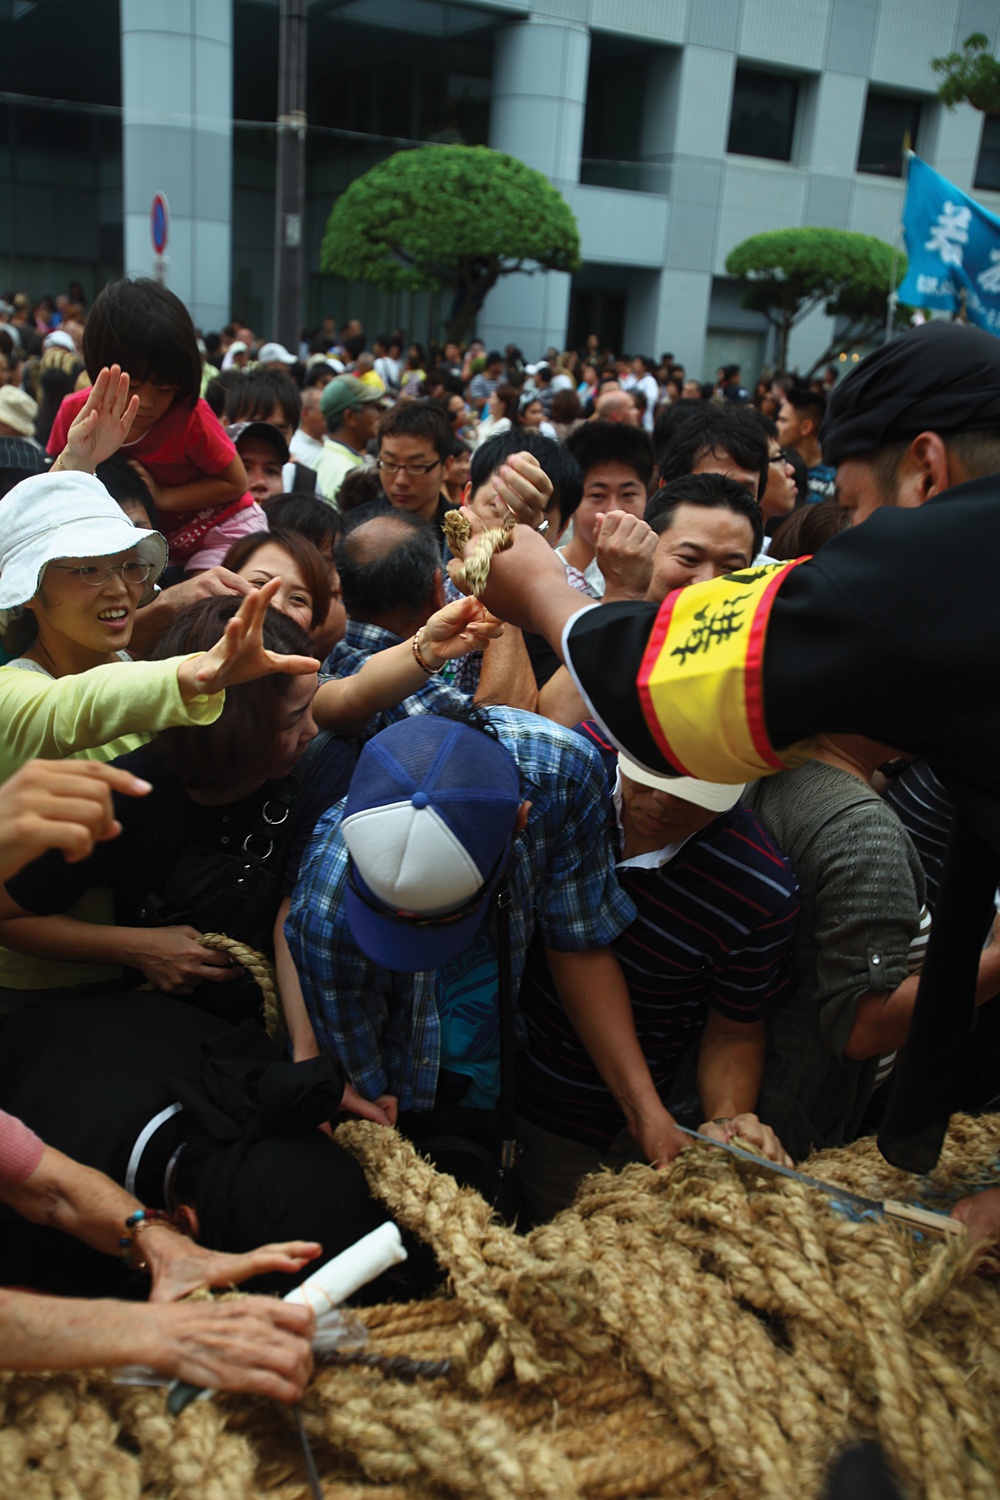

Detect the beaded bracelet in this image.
[120,1207,181,1270]
[412,629,443,675]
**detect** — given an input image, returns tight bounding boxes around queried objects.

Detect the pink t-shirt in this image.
[0,1109,44,1186]
[48,392,249,550]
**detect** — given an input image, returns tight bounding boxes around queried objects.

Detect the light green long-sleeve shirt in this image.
[0,654,223,784]
[0,654,224,992]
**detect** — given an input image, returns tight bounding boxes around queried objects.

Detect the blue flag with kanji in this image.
[897,155,1000,336]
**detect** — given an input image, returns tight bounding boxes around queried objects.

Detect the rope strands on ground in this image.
[1,1113,999,1498]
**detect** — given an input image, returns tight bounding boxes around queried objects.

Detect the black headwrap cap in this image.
[820,321,1000,466]
[166,1025,384,1268]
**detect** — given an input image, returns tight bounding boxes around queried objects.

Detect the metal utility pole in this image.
[272,0,308,350]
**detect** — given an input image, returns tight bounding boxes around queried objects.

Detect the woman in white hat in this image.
[0,370,319,789]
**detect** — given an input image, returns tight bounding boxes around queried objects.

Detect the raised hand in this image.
[56,366,140,473]
[178,577,320,700]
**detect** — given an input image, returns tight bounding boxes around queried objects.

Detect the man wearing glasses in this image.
[375,403,457,554]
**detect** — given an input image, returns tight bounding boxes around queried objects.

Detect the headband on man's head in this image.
[820,321,1000,466]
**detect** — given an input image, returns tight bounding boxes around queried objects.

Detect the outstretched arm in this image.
[312,595,502,734]
[0,1141,320,1300]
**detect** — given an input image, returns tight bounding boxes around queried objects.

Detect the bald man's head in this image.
[595,390,640,426]
[335,509,443,629]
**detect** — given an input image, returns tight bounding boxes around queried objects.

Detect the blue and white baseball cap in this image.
[342,716,522,973]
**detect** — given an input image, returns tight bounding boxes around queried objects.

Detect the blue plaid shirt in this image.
[285,707,637,1111]
[324,619,471,738]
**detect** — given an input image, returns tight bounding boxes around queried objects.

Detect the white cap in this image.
[617,751,745,812]
[43,330,77,354]
[258,341,297,365]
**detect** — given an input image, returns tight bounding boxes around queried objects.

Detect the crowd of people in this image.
[0,277,999,1412]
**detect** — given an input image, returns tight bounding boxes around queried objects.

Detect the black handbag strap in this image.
[496,884,517,1176]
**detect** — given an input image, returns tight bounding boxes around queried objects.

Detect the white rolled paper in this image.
[284,1222,406,1320]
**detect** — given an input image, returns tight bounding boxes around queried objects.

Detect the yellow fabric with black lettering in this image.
[637,561,817,783]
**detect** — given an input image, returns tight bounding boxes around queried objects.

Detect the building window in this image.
[727,68,798,162]
[975,117,1000,193]
[857,91,921,177]
[581,33,661,194]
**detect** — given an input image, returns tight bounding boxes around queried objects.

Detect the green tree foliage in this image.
[321,145,581,344]
[932,34,1000,117]
[725,227,908,374]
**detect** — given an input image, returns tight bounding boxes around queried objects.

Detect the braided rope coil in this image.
[2,1114,999,1499]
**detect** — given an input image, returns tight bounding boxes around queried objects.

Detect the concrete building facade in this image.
[2,0,999,377]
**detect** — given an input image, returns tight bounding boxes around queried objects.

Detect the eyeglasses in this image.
[48,560,153,587]
[768,449,789,466]
[376,458,443,477]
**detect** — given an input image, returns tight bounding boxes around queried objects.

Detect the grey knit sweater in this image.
[745,761,926,1160]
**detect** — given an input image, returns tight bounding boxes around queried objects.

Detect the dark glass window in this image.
[580,33,654,193]
[975,117,1000,193]
[727,68,798,161]
[857,91,921,176]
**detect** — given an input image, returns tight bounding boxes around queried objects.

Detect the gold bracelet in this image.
[412,629,443,675]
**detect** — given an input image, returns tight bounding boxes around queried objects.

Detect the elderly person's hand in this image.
[144,1230,322,1304]
[53,366,139,473]
[140,1296,316,1401]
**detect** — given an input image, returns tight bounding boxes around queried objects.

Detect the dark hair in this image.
[95,453,161,531]
[337,465,386,515]
[221,527,331,630]
[263,493,343,552]
[516,393,544,425]
[490,383,519,424]
[485,350,503,367]
[782,384,827,428]
[336,510,440,623]
[225,368,301,432]
[550,388,581,424]
[644,473,763,556]
[377,400,452,459]
[655,405,769,503]
[303,362,335,389]
[83,278,202,407]
[747,409,779,442]
[35,361,82,446]
[565,420,655,489]
[149,598,314,791]
[429,367,464,397]
[203,368,244,419]
[768,497,848,560]
[470,428,583,528]
[784,446,810,506]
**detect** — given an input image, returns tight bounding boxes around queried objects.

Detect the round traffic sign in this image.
[151,194,169,255]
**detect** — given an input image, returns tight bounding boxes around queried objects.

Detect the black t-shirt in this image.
[8,731,357,941]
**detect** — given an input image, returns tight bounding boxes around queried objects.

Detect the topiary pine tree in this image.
[932,34,1000,118]
[725,227,909,374]
[321,145,581,345]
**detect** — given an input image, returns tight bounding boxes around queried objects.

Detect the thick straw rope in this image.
[3,1113,999,1499]
[197,932,284,1042]
[442,510,514,598]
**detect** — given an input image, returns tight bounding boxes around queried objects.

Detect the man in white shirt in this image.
[288,388,327,470]
[630,356,660,433]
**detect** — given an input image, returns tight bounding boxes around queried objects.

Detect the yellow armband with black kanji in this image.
[637,561,817,783]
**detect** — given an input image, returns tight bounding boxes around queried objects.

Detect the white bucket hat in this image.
[617,750,745,812]
[0,472,167,623]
